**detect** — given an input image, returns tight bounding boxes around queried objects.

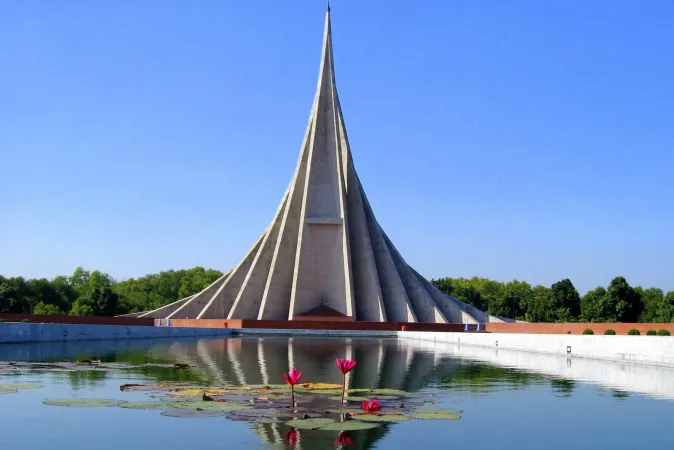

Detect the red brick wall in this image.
[485,322,674,335]
[163,318,466,332]
[0,313,154,327]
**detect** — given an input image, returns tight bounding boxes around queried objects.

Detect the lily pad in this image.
[119,402,174,410]
[285,418,336,430]
[247,384,289,391]
[298,383,343,390]
[228,414,277,424]
[0,387,17,394]
[326,408,363,414]
[411,412,461,420]
[43,399,125,407]
[171,388,229,397]
[352,414,410,422]
[412,408,463,414]
[170,401,253,411]
[329,396,371,402]
[300,389,342,395]
[0,383,44,390]
[161,409,227,418]
[320,421,380,431]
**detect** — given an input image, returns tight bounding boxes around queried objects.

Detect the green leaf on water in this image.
[320,421,380,431]
[328,396,370,402]
[410,412,461,420]
[284,418,336,430]
[352,414,410,422]
[0,383,44,390]
[326,408,363,414]
[0,387,18,394]
[161,409,227,418]
[412,408,463,414]
[119,402,174,410]
[170,401,253,411]
[43,399,125,407]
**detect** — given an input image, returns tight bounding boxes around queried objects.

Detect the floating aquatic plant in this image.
[43,398,125,407]
[361,398,382,413]
[161,409,227,418]
[282,368,303,410]
[335,359,357,404]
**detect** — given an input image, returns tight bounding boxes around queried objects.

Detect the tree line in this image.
[1,267,672,323]
[430,276,674,323]
[0,266,222,317]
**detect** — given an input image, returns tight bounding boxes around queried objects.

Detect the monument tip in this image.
[327,2,330,12]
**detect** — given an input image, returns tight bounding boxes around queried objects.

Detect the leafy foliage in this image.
[0,266,222,316]
[657,329,671,336]
[432,275,672,323]
[583,329,594,335]
[604,329,616,335]
[628,329,640,335]
[647,330,657,336]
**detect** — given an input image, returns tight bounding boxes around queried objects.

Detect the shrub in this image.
[604,329,616,335]
[647,330,657,336]
[628,329,640,335]
[583,329,594,335]
[19,319,31,323]
[657,329,671,336]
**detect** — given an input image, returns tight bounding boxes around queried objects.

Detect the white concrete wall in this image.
[399,331,674,368]
[406,338,674,401]
[0,323,233,343]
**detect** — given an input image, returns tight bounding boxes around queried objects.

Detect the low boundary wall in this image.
[485,322,674,335]
[0,313,153,327]
[0,323,233,344]
[164,319,466,332]
[400,331,674,367]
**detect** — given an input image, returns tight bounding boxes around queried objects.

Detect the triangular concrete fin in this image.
[133,8,512,325]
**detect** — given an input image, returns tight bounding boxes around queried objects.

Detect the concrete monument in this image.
[139,8,510,324]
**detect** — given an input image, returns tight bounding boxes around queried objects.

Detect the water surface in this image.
[1,336,673,449]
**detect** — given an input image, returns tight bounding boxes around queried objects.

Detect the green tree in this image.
[550,279,581,322]
[657,291,674,323]
[503,280,533,320]
[581,286,610,322]
[636,287,663,323]
[523,285,553,322]
[33,302,65,315]
[607,276,643,322]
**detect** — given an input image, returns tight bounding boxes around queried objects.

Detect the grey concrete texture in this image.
[138,10,510,324]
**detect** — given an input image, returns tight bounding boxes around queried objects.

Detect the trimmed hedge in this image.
[583,329,594,335]
[657,329,671,336]
[628,329,641,335]
[647,330,657,336]
[604,329,616,335]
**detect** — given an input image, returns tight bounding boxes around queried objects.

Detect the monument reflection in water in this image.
[163,337,441,450]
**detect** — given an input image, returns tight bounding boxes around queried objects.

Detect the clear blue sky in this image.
[1,1,672,294]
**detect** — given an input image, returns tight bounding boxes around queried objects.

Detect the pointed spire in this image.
[136,9,514,326]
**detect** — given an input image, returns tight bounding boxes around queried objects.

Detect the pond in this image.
[1,336,673,449]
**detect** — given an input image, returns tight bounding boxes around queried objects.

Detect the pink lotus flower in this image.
[285,429,298,447]
[282,368,303,410]
[361,398,381,413]
[335,359,357,404]
[335,359,357,374]
[282,367,303,386]
[335,432,355,447]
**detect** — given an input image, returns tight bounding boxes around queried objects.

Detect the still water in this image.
[1,336,673,449]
